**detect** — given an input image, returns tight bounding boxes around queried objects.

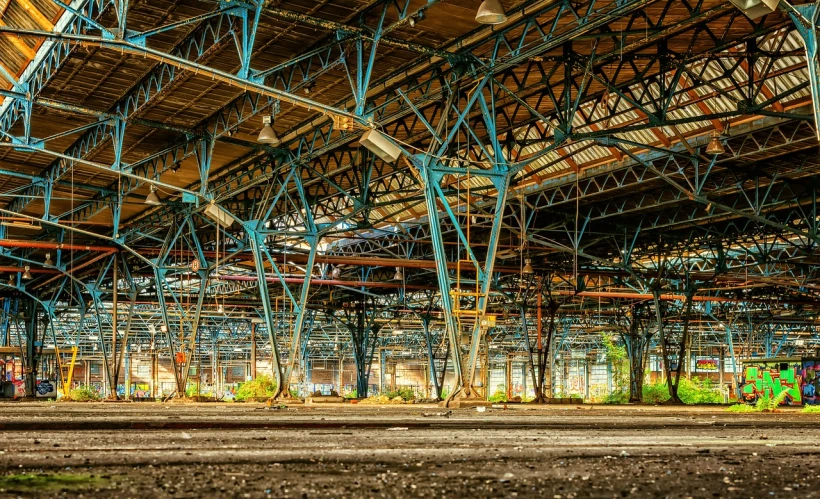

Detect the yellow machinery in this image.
[55,345,78,395]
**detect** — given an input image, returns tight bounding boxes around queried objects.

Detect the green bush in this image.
[637,377,722,405]
[802,405,820,413]
[642,382,670,404]
[344,389,358,399]
[66,385,101,402]
[678,377,722,404]
[603,391,628,404]
[755,390,790,412]
[727,403,757,413]
[488,388,507,403]
[381,387,416,401]
[234,374,277,401]
[602,336,629,394]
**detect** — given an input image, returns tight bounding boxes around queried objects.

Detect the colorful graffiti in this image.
[741,360,802,405]
[696,359,718,371]
[800,361,820,406]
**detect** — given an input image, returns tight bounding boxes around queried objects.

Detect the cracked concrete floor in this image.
[0,402,818,498]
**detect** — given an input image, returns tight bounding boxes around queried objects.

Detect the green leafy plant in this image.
[677,377,723,404]
[344,389,358,399]
[602,335,629,394]
[65,385,101,402]
[755,390,790,412]
[802,405,820,413]
[234,374,277,401]
[381,387,416,401]
[642,382,670,404]
[488,387,508,403]
[726,403,758,413]
[637,377,722,405]
[603,391,628,404]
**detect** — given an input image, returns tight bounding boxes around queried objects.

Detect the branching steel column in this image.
[247,227,284,396]
[790,3,820,141]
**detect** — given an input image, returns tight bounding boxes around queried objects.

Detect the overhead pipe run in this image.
[214,274,433,290]
[0,239,118,252]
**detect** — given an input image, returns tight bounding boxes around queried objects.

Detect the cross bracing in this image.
[0,0,818,402]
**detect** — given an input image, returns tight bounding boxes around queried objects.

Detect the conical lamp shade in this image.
[145,189,161,205]
[705,132,725,155]
[258,125,280,145]
[476,0,507,24]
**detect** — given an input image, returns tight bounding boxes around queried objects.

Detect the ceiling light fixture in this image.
[331,266,342,279]
[22,266,32,280]
[476,0,507,24]
[257,115,280,145]
[145,185,161,205]
[728,0,780,19]
[360,129,401,163]
[522,258,534,274]
[393,267,403,281]
[7,274,13,286]
[705,130,725,155]
[44,253,53,267]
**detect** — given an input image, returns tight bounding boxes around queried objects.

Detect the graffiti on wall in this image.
[741,360,802,405]
[800,361,820,406]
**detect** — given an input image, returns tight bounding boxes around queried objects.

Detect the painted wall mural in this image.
[740,358,820,406]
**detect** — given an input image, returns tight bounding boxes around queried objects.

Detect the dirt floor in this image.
[0,402,818,498]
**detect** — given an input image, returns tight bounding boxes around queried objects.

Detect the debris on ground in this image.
[422,411,452,418]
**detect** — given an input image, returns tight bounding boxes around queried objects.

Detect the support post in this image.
[124,344,131,399]
[24,299,37,397]
[789,4,820,141]
[250,323,257,380]
[505,355,512,400]
[110,253,117,399]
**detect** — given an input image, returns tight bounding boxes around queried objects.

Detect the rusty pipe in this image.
[0,239,118,252]
[214,274,435,290]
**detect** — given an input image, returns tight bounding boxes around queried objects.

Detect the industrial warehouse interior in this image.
[0,0,820,496]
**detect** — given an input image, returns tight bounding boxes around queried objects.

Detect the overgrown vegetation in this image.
[604,377,722,405]
[755,390,790,412]
[726,403,758,413]
[802,405,820,413]
[488,387,507,403]
[725,390,792,413]
[603,391,628,404]
[382,387,416,401]
[360,387,417,404]
[234,374,277,401]
[0,474,107,492]
[602,335,629,393]
[64,385,101,402]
